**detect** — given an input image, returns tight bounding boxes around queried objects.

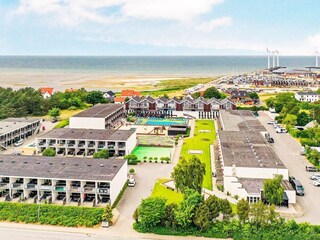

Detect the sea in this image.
[0,56,317,76]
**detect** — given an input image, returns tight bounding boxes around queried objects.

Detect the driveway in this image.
[258,111,320,224]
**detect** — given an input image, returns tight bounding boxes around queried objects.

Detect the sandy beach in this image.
[0,71,205,91]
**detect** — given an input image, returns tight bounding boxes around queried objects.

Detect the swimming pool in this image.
[136,117,188,126]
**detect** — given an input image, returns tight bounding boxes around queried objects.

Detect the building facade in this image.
[70,104,125,130]
[295,91,319,102]
[0,156,127,206]
[36,128,136,157]
[0,118,42,149]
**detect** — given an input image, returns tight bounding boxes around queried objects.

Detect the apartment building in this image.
[0,156,127,206]
[36,128,136,157]
[217,110,295,205]
[70,104,125,130]
[0,118,42,149]
[125,96,235,119]
[295,91,319,103]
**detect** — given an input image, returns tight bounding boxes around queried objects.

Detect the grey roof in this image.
[239,178,293,194]
[296,91,319,96]
[0,118,41,135]
[219,110,285,169]
[0,155,126,181]
[103,90,115,97]
[38,128,135,141]
[72,104,124,118]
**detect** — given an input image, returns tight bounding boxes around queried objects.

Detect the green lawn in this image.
[151,179,184,204]
[180,120,215,190]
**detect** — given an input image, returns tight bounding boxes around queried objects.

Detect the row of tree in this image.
[0,87,109,120]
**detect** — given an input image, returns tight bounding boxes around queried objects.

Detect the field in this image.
[180,120,215,190]
[140,78,216,97]
[151,179,183,204]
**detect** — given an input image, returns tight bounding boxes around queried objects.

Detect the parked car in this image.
[306,166,319,172]
[276,127,287,133]
[289,176,296,184]
[313,179,320,187]
[13,139,24,147]
[128,178,136,187]
[51,119,58,123]
[268,137,274,143]
[291,179,305,196]
[268,120,276,125]
[310,174,320,180]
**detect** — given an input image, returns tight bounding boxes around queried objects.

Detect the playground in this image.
[132,146,173,162]
[136,117,188,126]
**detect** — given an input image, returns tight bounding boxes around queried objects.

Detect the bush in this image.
[234,195,239,200]
[42,148,56,157]
[138,197,166,229]
[53,119,69,129]
[129,168,135,174]
[124,154,139,165]
[0,202,103,227]
[217,185,224,192]
[93,149,109,159]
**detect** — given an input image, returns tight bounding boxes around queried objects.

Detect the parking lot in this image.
[259,111,320,224]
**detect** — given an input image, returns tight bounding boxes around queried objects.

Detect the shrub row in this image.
[0,202,103,227]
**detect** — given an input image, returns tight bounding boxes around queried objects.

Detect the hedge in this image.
[53,119,69,129]
[112,180,129,209]
[0,202,103,227]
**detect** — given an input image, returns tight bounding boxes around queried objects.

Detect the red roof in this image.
[114,97,126,103]
[40,88,54,95]
[121,89,140,97]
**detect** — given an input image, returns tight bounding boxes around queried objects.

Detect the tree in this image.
[171,156,206,193]
[86,91,106,105]
[297,111,311,126]
[42,148,56,157]
[220,199,233,220]
[138,197,166,229]
[124,154,138,165]
[93,149,109,159]
[203,87,222,99]
[175,189,203,228]
[193,203,210,231]
[283,114,297,127]
[102,204,113,224]
[163,94,169,99]
[263,174,284,205]
[162,203,178,228]
[129,168,135,174]
[248,92,259,100]
[237,199,250,223]
[191,92,201,99]
[48,107,61,120]
[204,195,221,221]
[250,201,268,227]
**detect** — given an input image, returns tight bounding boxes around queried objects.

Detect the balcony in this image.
[38,141,47,146]
[26,183,37,190]
[98,188,110,194]
[12,183,23,189]
[54,186,66,192]
[0,182,9,189]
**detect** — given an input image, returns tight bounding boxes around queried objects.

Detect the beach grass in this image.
[140,77,216,97]
[180,120,215,190]
[151,179,184,204]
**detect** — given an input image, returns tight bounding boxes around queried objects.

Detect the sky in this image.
[0,0,319,56]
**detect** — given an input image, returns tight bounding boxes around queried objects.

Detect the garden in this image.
[180,120,215,190]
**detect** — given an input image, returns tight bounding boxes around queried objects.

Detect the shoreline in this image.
[0,71,222,91]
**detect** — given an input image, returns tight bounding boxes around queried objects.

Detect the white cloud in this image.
[194,16,232,31]
[306,34,320,49]
[122,0,224,21]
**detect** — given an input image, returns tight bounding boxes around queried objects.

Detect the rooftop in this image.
[38,128,135,141]
[296,91,319,96]
[0,155,126,181]
[72,104,124,118]
[0,118,41,135]
[239,178,293,195]
[219,110,285,169]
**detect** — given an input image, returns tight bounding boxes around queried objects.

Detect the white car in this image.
[310,174,320,180]
[313,179,320,186]
[128,178,136,187]
[276,127,287,133]
[13,139,24,147]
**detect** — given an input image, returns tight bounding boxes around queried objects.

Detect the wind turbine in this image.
[315,50,319,67]
[266,48,271,69]
[275,50,280,67]
[272,51,276,68]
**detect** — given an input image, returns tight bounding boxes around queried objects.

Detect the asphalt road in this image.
[258,111,320,224]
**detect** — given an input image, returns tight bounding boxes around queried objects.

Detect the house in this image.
[114,97,126,104]
[0,155,127,206]
[36,128,136,157]
[103,90,115,101]
[69,104,125,130]
[0,118,42,149]
[230,90,249,102]
[217,110,295,204]
[40,88,54,98]
[295,91,319,103]
[121,89,140,98]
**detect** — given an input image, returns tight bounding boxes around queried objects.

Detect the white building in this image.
[70,104,125,130]
[0,155,127,206]
[295,91,319,102]
[36,128,136,157]
[218,110,295,204]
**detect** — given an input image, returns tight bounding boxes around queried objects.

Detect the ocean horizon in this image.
[0,56,317,76]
